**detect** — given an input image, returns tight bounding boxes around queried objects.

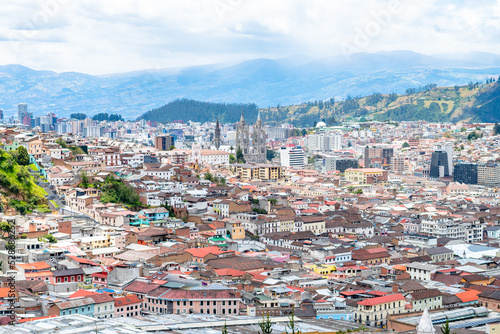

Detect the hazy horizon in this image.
[3,0,500,75]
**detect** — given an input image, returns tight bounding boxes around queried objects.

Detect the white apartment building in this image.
[307,133,342,152]
[420,218,485,242]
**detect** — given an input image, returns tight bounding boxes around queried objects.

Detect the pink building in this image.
[144,287,240,315]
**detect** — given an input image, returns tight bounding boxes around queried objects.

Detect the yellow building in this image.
[345,168,388,184]
[309,264,337,278]
[233,164,283,181]
[79,236,110,251]
[279,219,295,232]
[226,220,245,240]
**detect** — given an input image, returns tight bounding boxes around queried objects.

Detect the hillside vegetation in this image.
[0,150,48,214]
[259,80,500,126]
[138,99,259,123]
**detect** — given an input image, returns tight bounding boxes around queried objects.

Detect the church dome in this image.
[316,121,327,128]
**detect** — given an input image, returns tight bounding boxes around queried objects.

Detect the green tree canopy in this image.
[16,146,30,165]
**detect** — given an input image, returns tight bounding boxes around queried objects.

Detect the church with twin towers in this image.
[235,111,266,163]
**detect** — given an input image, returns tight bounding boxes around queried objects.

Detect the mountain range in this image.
[1,51,500,120]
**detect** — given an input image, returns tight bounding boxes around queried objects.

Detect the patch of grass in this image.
[49,200,59,209]
[29,163,39,171]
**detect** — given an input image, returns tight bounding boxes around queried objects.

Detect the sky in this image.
[1,0,500,75]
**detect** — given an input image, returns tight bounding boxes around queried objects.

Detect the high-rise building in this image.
[454,163,478,184]
[363,147,393,168]
[280,146,306,169]
[155,134,174,151]
[435,144,453,175]
[391,156,407,175]
[18,103,28,123]
[307,133,342,152]
[478,163,500,187]
[429,151,449,179]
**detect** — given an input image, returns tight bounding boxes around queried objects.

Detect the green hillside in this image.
[0,150,48,214]
[259,80,500,126]
[139,80,500,126]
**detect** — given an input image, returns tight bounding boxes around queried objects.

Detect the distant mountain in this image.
[259,80,500,126]
[1,51,500,119]
[138,99,259,123]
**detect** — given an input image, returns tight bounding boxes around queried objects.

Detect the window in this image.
[64,277,68,282]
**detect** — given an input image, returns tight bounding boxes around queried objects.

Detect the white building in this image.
[420,218,485,242]
[280,147,306,168]
[191,149,230,165]
[307,133,342,152]
[406,262,438,281]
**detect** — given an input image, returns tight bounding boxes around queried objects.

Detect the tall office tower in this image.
[18,103,28,122]
[454,163,478,184]
[429,151,449,179]
[435,144,453,175]
[0,109,3,122]
[155,134,174,151]
[280,146,306,169]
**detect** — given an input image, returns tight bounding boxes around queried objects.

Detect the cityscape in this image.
[1,1,500,334]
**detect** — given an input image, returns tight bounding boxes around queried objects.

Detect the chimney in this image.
[392,284,399,294]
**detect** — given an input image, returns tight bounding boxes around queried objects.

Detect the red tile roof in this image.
[68,289,101,299]
[357,293,405,306]
[123,281,160,294]
[115,295,141,306]
[456,289,480,303]
[17,262,51,270]
[214,268,246,277]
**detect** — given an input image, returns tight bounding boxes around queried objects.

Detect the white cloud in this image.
[0,0,499,74]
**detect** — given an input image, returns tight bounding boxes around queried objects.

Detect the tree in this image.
[229,154,236,164]
[354,189,363,195]
[441,319,455,334]
[0,221,12,237]
[56,138,68,148]
[221,322,228,334]
[70,113,87,120]
[16,146,30,165]
[402,142,410,148]
[494,123,500,135]
[266,149,276,161]
[236,147,245,163]
[42,234,57,243]
[252,208,268,214]
[81,172,89,189]
[285,305,301,334]
[169,145,175,151]
[259,312,274,334]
